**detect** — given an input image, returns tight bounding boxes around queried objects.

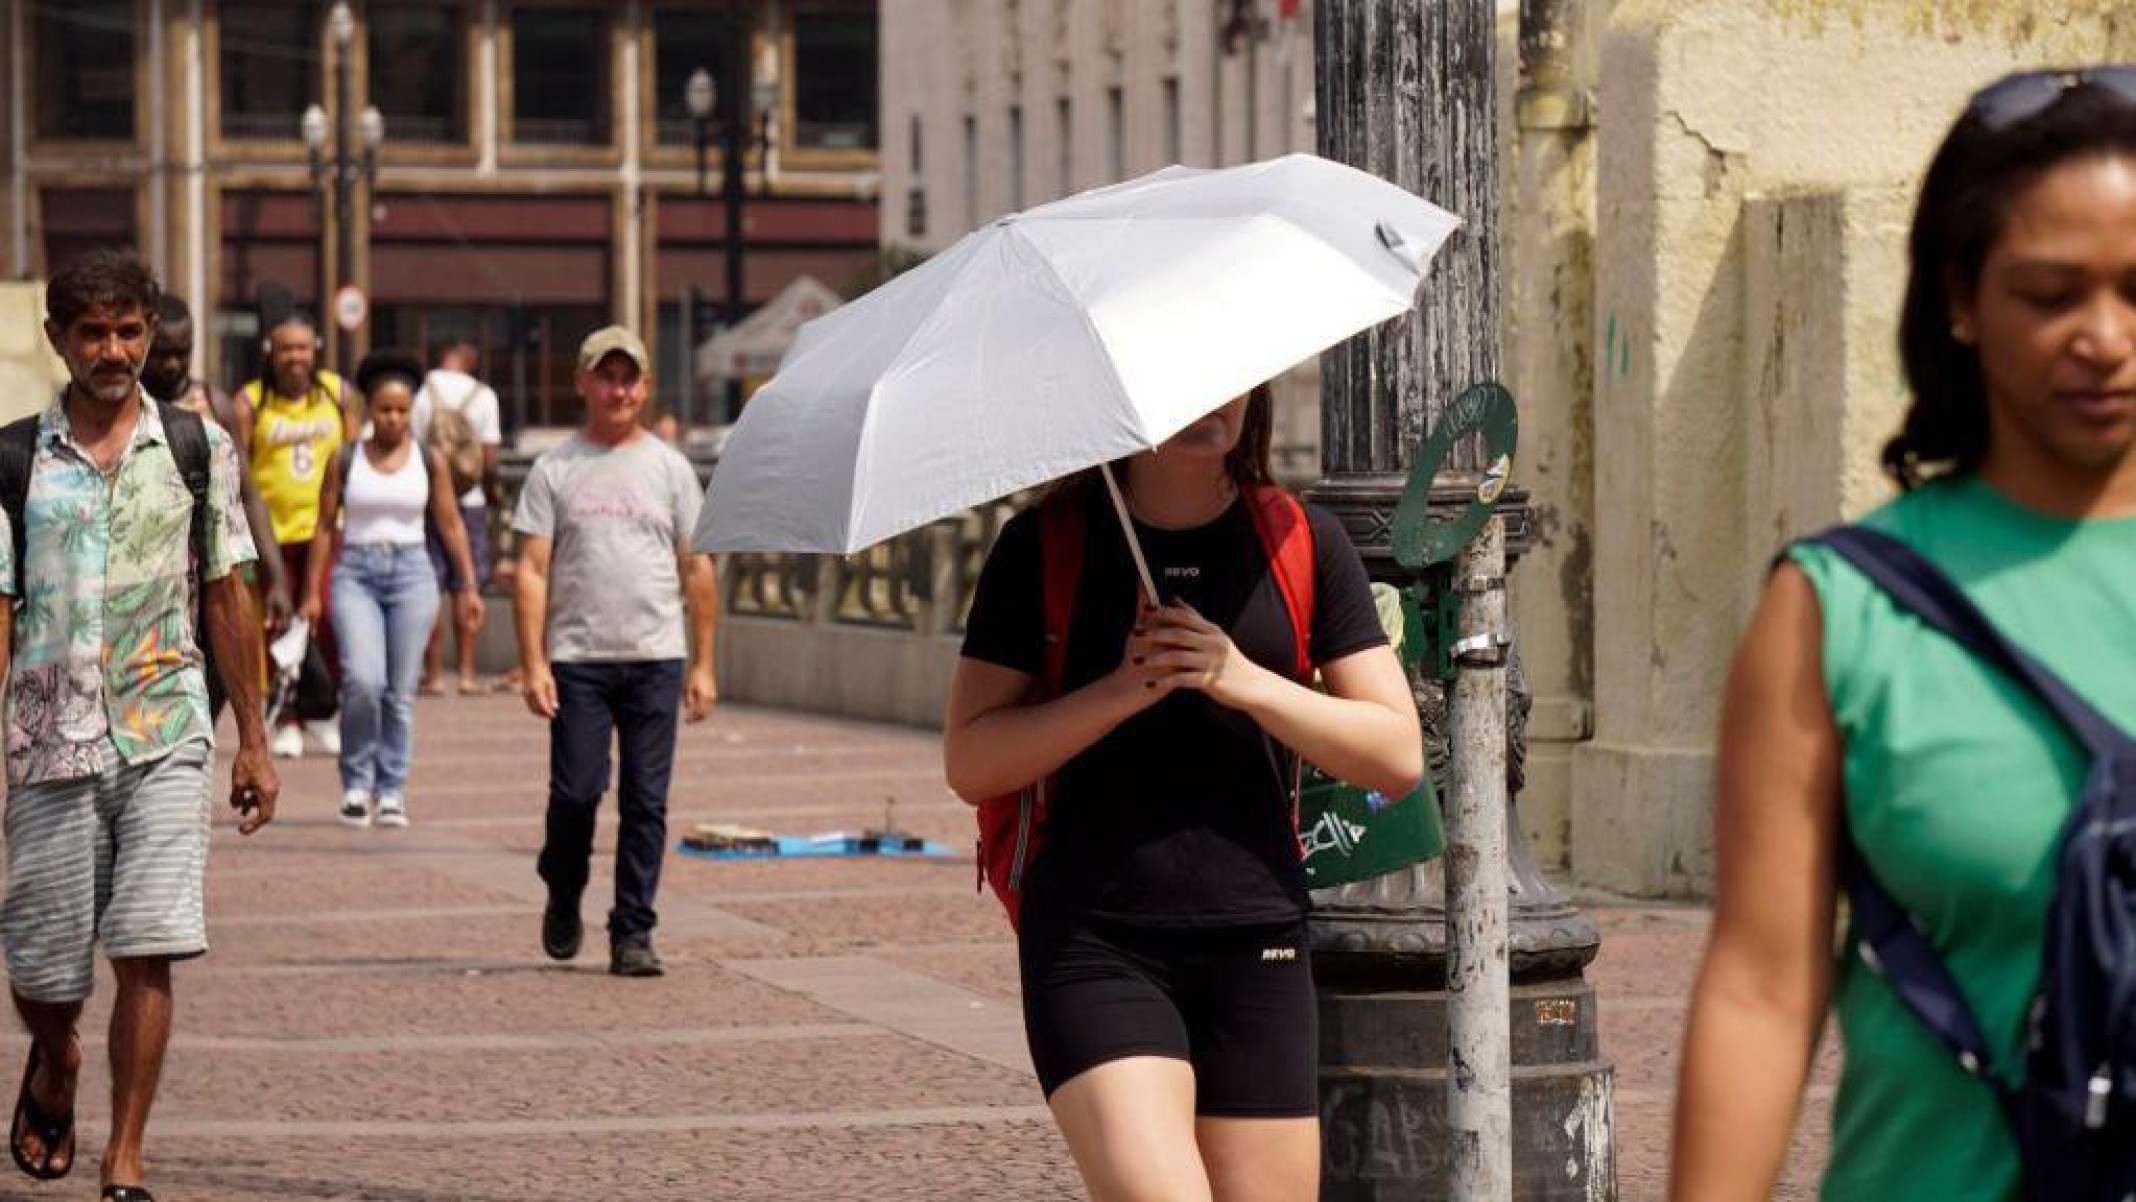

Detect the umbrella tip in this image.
[1376,221,1425,272]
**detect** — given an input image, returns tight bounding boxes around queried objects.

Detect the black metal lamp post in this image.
[686,68,716,196]
[1309,1,1614,1198]
[304,0,382,376]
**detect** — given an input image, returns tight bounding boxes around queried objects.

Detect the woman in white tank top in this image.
[299,351,485,828]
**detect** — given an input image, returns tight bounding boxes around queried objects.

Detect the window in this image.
[653,9,738,147]
[368,2,467,143]
[1007,105,1023,211]
[220,0,321,141]
[511,7,610,146]
[962,114,977,229]
[34,1,135,140]
[1163,78,1180,166]
[1055,97,1071,195]
[792,7,876,150]
[1106,86,1124,181]
[910,113,922,173]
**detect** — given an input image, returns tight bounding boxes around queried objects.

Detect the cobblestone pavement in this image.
[0,694,1830,1200]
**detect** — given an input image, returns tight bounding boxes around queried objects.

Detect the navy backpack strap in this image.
[1794,523,2122,1107]
[1809,525,2131,759]
[1834,835,2015,1104]
[0,415,41,601]
[156,402,212,585]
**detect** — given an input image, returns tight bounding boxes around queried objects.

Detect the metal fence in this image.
[495,443,1018,636]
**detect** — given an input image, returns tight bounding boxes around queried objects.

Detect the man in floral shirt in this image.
[0,251,278,1200]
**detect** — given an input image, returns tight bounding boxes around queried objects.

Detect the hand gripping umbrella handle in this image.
[1099,461,1162,607]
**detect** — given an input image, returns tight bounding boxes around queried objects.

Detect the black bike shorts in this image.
[1018,916,1317,1117]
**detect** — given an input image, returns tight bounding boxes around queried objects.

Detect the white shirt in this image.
[341,445,431,547]
[410,368,502,509]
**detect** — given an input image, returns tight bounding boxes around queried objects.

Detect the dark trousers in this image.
[280,541,339,722]
[537,659,684,941]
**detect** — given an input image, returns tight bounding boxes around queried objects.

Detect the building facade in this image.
[879,0,1321,477]
[1,0,880,430]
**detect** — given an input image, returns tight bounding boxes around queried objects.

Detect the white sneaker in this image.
[306,719,342,756]
[271,724,305,759]
[375,793,408,828]
[338,789,372,828]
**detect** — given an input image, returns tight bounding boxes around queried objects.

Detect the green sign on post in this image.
[1299,767,1446,888]
[1297,381,1518,888]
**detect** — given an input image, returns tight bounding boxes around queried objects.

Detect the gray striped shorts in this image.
[2,742,213,1004]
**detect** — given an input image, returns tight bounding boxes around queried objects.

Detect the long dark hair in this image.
[1888,80,2136,489]
[1042,381,1276,506]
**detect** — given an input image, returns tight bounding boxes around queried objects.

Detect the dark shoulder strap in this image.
[1035,500,1085,698]
[0,415,41,599]
[158,402,212,587]
[1805,525,2130,758]
[1800,523,2124,1106]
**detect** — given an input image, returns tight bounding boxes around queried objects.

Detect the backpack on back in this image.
[423,375,485,497]
[975,484,1317,930]
[0,402,214,681]
[1806,524,2136,1201]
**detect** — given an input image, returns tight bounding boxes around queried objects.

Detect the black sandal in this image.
[8,1041,74,1181]
[103,1188,156,1201]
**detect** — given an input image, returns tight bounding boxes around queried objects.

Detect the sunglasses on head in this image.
[1969,65,2136,130]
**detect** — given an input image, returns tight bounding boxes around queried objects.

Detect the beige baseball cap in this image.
[577,325,650,374]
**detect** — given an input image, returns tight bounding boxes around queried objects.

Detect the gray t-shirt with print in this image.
[512,433,702,663]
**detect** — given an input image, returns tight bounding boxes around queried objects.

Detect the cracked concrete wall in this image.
[1569,0,2128,897]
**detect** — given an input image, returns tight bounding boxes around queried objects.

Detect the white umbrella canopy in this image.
[695,152,1458,556]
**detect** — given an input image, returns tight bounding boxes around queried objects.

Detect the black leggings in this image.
[1018,916,1317,1117]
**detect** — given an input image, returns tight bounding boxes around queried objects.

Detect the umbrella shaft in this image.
[1100,461,1162,607]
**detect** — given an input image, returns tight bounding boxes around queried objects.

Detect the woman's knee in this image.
[1050,1057,1211,1202]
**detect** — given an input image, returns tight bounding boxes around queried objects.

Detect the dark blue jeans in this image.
[537,659,684,942]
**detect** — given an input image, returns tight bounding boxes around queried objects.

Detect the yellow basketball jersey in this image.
[244,371,347,545]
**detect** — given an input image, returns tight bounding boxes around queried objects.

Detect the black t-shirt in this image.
[960,491,1388,929]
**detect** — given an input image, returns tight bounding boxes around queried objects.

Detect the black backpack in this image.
[0,401,215,705]
[1808,525,2136,1201]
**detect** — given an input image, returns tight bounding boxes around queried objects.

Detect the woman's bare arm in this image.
[1670,564,1844,1201]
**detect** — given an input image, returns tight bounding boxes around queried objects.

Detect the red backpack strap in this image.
[1036,499,1085,695]
[1244,485,1315,680]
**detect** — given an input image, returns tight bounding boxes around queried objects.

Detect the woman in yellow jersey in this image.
[237,311,362,759]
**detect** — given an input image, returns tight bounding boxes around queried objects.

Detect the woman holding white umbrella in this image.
[697,153,1455,1198]
[947,380,1421,1200]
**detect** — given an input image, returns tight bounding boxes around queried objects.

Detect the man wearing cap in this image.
[512,326,717,977]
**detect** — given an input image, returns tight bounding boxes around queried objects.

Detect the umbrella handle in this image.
[1099,461,1162,607]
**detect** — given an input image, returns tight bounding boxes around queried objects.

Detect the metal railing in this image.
[494,443,1019,635]
[723,500,1017,635]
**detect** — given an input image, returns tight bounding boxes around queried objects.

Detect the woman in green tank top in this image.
[1671,73,2136,1200]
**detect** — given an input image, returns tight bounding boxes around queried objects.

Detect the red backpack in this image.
[975,484,1318,930]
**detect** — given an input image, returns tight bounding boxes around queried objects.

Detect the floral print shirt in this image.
[0,397,255,787]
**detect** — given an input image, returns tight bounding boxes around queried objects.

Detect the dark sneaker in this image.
[610,938,665,978]
[541,905,582,962]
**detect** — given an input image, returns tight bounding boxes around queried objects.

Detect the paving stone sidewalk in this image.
[0,694,1829,1200]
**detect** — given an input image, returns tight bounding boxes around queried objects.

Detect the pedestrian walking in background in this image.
[141,293,295,722]
[944,384,1421,1201]
[1673,71,2136,1202]
[1,250,278,1201]
[514,326,718,978]
[239,311,356,759]
[301,350,485,829]
[412,337,501,696]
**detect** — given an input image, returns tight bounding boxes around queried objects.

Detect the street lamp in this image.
[305,1,381,374]
[685,68,716,196]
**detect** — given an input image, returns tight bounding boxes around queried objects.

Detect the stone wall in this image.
[1565,0,2134,896]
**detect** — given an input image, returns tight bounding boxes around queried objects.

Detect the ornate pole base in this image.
[1308,476,1615,1201]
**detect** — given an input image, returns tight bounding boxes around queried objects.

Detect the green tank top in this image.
[1788,476,2136,1202]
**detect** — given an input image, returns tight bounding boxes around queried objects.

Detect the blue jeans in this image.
[331,542,441,796]
[538,660,684,941]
